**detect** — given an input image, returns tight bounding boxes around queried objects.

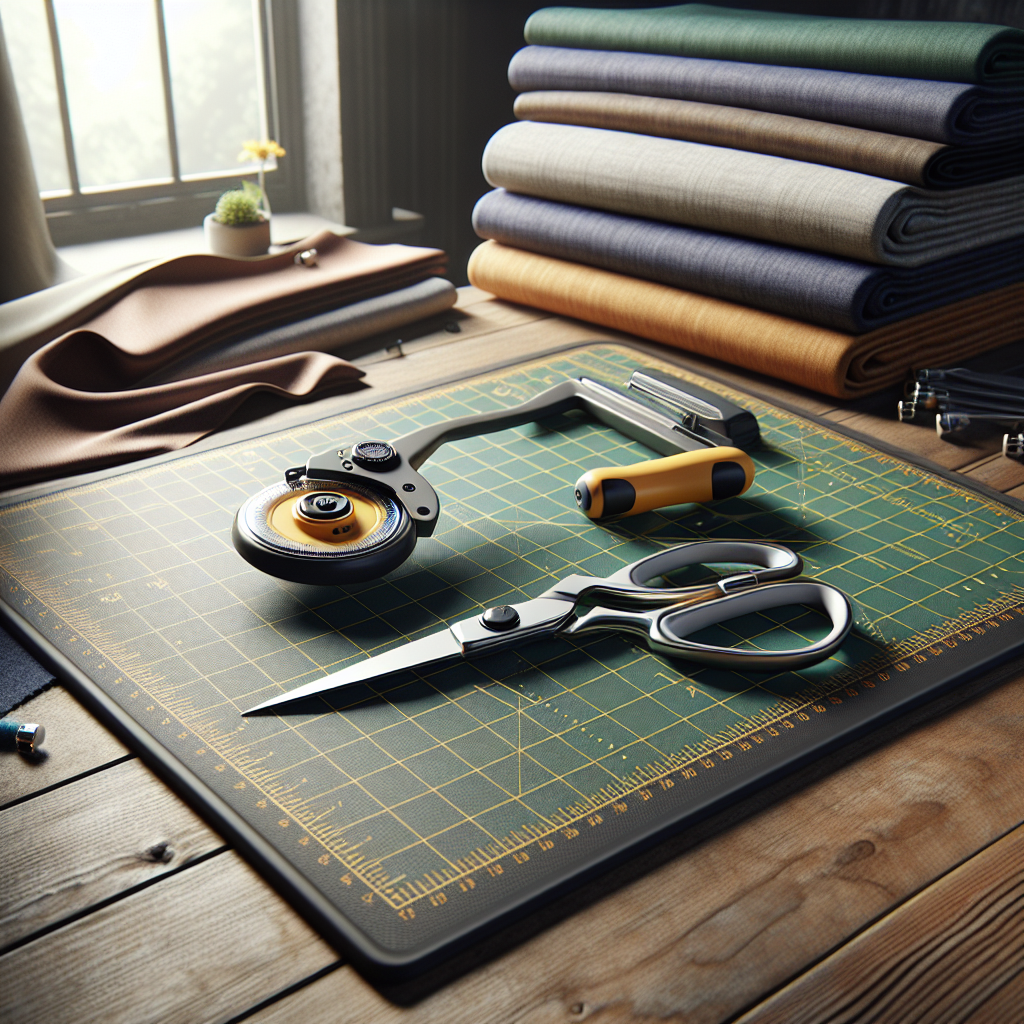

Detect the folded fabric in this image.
[151,276,457,383]
[507,47,1024,145]
[524,5,1024,85]
[0,231,447,397]
[482,122,1024,266]
[0,234,451,489]
[467,241,1023,398]
[514,91,1024,189]
[473,190,1024,334]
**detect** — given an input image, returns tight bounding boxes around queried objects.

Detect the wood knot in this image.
[834,839,876,866]
[140,842,174,864]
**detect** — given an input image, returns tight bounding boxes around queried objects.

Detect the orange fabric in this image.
[467,240,1022,398]
[0,233,446,488]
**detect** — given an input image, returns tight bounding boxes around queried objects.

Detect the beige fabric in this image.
[482,121,1024,266]
[467,240,1022,398]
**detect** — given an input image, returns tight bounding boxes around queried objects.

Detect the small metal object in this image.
[480,605,521,631]
[294,248,318,267]
[0,719,45,756]
[297,492,353,521]
[1004,432,1024,459]
[351,440,400,472]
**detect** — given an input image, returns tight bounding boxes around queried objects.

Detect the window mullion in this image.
[43,0,79,195]
[153,0,181,182]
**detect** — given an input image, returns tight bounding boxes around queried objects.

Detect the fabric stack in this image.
[469,4,1024,398]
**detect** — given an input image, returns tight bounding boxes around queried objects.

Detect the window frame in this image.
[33,0,305,246]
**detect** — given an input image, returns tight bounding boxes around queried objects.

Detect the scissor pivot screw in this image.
[480,605,520,631]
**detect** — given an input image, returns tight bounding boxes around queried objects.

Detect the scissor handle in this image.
[569,580,851,671]
[608,541,800,589]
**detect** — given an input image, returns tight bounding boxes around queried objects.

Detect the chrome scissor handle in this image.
[567,580,852,671]
[544,541,802,608]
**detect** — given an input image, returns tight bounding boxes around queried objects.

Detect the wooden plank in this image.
[0,757,223,951]
[247,676,1023,1024]
[822,410,1005,471]
[0,851,337,1024]
[962,453,1024,495]
[0,686,129,808]
[734,826,1024,1024]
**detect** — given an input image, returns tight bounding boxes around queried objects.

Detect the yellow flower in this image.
[239,139,286,162]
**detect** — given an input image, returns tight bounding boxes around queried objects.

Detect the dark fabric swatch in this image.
[0,621,54,717]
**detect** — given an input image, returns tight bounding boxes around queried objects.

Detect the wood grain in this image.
[822,409,1006,471]
[962,453,1024,495]
[0,851,337,1024]
[247,677,1023,1024]
[0,757,223,951]
[0,686,129,808]
[735,826,1024,1024]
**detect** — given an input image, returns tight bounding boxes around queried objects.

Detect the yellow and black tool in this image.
[575,447,755,520]
[575,368,759,520]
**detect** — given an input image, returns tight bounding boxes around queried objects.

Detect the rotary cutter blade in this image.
[232,475,415,585]
[231,372,761,586]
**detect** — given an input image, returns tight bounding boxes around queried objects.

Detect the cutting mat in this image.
[1,344,1022,978]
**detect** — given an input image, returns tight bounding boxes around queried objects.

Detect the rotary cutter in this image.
[232,370,760,586]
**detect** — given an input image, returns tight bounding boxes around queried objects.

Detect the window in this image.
[0,0,304,244]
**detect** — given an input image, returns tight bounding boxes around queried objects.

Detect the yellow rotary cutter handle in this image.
[232,372,761,585]
[575,448,756,520]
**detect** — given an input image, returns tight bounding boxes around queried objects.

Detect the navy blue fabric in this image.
[0,621,54,716]
[472,189,1024,334]
[508,46,1024,145]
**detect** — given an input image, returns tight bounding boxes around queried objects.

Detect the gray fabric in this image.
[150,276,458,384]
[473,189,1024,334]
[482,121,1024,267]
[508,46,1024,145]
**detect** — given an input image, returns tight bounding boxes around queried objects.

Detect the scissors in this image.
[242,541,852,714]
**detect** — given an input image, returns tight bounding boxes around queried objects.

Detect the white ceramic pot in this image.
[203,213,271,257]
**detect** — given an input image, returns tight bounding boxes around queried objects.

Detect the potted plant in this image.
[203,139,285,257]
[204,181,271,257]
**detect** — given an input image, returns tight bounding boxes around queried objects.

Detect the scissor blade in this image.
[242,628,463,714]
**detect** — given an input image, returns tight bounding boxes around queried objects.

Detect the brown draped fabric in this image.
[0,233,446,488]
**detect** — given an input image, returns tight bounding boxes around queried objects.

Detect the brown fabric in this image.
[0,233,446,488]
[467,240,1023,398]
[515,91,947,188]
[0,231,446,395]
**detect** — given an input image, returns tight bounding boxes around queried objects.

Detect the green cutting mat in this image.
[2,344,1022,976]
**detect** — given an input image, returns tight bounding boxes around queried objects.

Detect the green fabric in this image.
[524,5,1024,85]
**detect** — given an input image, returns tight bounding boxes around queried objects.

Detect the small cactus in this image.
[214,181,265,226]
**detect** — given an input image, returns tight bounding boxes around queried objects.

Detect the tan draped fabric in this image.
[467,240,1022,398]
[514,92,957,187]
[0,233,446,488]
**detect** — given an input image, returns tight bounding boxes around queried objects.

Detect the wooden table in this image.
[2,289,1022,1024]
